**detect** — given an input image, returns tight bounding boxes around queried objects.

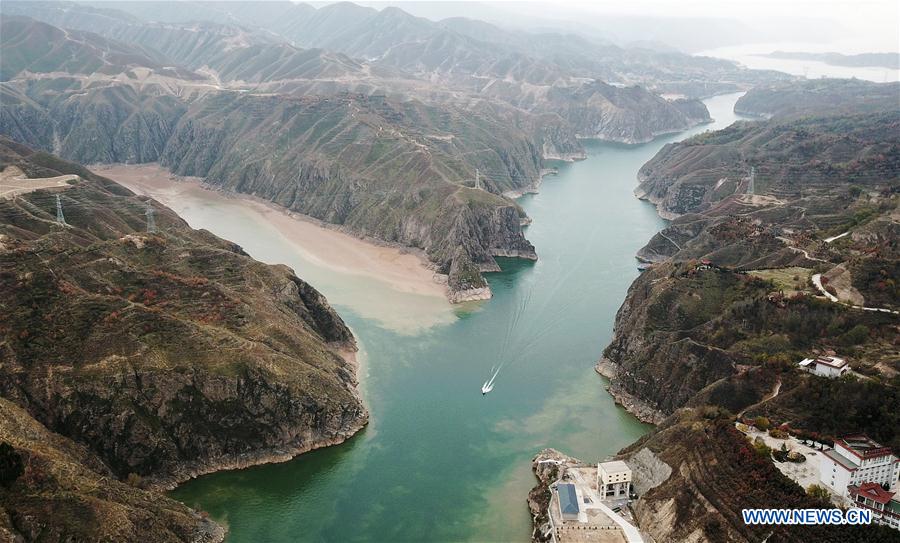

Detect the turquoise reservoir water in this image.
[169,93,749,542]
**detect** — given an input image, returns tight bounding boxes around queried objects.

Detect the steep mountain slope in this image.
[0,16,549,295]
[2,1,716,135]
[528,81,710,143]
[0,3,772,296]
[734,79,900,118]
[602,83,899,444]
[160,91,543,291]
[2,79,550,295]
[0,138,367,490]
[636,104,900,219]
[0,397,224,542]
[1,80,188,163]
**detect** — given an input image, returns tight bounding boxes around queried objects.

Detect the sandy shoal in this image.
[95,163,448,299]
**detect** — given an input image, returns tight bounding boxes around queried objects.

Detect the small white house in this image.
[799,356,849,378]
[597,460,632,501]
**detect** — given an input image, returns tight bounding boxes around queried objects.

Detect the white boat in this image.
[481,381,494,395]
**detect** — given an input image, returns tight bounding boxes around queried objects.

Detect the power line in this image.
[145,203,157,233]
[55,195,66,225]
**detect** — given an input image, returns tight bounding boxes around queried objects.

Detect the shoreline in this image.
[148,414,369,492]
[148,341,369,493]
[94,163,451,301]
[502,167,560,199]
[576,116,714,145]
[595,359,666,425]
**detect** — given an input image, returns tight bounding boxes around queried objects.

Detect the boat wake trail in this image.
[482,212,603,396]
[482,364,501,394]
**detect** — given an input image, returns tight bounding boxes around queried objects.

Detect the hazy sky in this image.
[351,0,900,52]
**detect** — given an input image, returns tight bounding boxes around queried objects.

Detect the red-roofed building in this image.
[849,483,900,531]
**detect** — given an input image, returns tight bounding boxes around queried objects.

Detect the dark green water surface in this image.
[169,93,749,542]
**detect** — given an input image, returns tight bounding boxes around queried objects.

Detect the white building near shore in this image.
[820,435,900,498]
[597,460,632,501]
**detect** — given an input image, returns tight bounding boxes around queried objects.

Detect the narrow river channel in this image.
[160,92,751,542]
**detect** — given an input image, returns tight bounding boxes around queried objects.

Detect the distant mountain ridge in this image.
[0,1,786,297]
[0,15,198,82]
[734,79,900,119]
[75,1,791,96]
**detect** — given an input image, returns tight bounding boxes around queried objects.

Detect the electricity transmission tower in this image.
[55,195,66,224]
[145,203,157,233]
[747,167,755,195]
[475,168,481,190]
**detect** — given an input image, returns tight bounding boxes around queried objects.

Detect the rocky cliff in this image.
[158,91,539,293]
[542,83,711,144]
[602,261,784,418]
[0,81,187,164]
[0,397,224,542]
[0,138,367,539]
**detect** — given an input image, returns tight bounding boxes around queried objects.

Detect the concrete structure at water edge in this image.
[848,483,900,531]
[798,355,849,378]
[534,450,644,543]
[819,434,900,498]
[597,461,632,501]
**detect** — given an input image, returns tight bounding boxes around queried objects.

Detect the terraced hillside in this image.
[0,138,366,500]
